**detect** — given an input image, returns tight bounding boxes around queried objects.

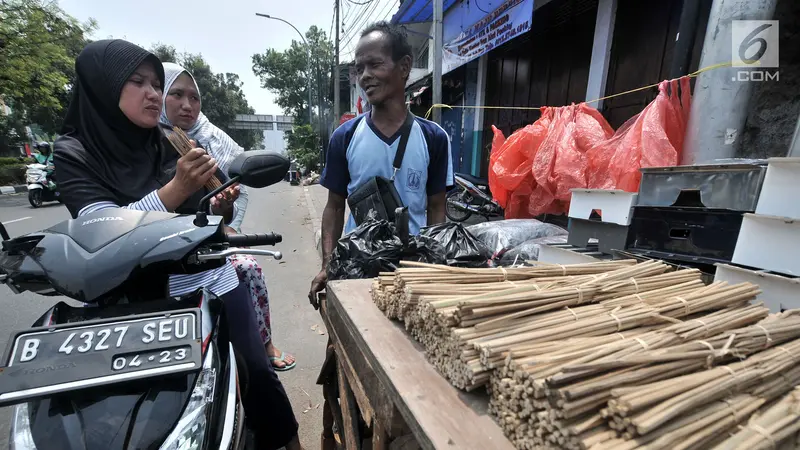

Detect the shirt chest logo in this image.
[407,168,423,191]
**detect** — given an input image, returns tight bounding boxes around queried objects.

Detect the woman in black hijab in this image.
[54,40,302,450]
[55,39,220,216]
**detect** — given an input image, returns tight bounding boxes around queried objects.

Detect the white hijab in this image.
[160,62,249,230]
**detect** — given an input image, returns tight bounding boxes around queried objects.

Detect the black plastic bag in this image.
[420,222,491,268]
[327,218,446,280]
[466,219,568,257]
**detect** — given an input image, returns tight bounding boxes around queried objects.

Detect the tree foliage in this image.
[151,43,262,151]
[0,0,95,152]
[252,26,334,128]
[284,124,320,171]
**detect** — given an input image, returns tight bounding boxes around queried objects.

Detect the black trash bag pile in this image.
[327,218,446,280]
[420,222,492,268]
[466,219,568,257]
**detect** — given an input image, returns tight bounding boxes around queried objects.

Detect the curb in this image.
[0,185,27,195]
[301,186,324,260]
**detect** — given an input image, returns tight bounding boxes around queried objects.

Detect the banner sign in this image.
[442,0,534,74]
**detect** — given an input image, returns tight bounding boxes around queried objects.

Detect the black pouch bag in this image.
[347,113,415,226]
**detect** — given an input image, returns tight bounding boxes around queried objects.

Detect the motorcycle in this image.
[445,173,504,222]
[0,150,290,450]
[25,163,60,208]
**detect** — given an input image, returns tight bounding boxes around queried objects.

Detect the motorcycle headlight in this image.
[9,402,37,450]
[159,343,218,450]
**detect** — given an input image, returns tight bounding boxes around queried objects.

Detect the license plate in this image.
[0,309,202,406]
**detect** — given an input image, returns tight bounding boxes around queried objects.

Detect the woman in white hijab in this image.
[160,62,296,371]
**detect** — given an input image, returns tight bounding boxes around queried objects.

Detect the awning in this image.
[391,0,459,25]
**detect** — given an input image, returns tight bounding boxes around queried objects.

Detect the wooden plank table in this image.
[318,279,515,450]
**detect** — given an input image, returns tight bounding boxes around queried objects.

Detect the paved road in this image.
[0,183,326,448]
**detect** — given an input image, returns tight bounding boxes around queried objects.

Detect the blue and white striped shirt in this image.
[79,190,240,298]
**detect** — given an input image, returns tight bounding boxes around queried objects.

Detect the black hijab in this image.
[54,39,183,218]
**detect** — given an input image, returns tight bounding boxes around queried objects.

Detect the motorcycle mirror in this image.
[227,151,290,189]
[193,151,291,227]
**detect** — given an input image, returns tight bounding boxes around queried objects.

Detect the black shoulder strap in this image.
[391,112,416,181]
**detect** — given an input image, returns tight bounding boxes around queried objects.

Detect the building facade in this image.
[391,0,799,177]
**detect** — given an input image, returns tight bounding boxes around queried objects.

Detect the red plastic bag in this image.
[487,126,508,208]
[490,103,614,218]
[531,104,614,215]
[490,110,553,216]
[494,125,535,192]
[505,176,533,219]
[586,77,692,192]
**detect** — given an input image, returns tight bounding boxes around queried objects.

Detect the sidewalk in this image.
[0,185,27,195]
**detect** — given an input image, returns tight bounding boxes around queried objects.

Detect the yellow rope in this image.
[424,61,732,119]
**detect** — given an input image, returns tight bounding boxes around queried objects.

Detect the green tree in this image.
[150,43,178,63]
[284,124,320,171]
[252,26,334,128]
[0,0,95,152]
[150,44,262,151]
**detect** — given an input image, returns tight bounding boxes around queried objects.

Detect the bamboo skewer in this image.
[368,259,800,450]
[713,386,800,450]
[165,126,223,190]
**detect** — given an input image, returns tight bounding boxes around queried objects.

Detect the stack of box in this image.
[717,158,800,312]
[538,162,769,268]
[539,189,636,265]
[624,162,767,269]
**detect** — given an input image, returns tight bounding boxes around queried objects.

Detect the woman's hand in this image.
[211,184,240,219]
[175,148,217,196]
[158,147,218,211]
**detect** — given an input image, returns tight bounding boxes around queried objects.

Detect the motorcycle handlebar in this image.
[225,232,282,247]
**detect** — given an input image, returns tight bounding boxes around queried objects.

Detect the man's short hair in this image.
[360,21,413,63]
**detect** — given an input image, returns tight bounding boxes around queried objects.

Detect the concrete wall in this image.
[738,0,800,159]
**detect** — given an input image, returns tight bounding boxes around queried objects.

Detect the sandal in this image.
[270,351,297,372]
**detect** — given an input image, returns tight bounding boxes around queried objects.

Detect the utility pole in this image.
[333,0,341,128]
[682,0,778,164]
[432,0,443,124]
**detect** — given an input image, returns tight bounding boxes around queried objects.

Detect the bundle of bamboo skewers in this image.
[369,258,800,450]
[713,385,800,450]
[165,125,223,190]
[489,310,800,450]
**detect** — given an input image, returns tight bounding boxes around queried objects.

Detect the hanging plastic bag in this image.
[487,126,509,208]
[505,175,535,219]
[532,104,614,212]
[420,222,491,267]
[586,77,692,192]
[494,112,551,192]
[490,104,613,218]
[327,218,446,280]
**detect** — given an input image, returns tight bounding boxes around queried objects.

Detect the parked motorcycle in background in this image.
[25,162,59,208]
[26,141,60,208]
[445,173,504,222]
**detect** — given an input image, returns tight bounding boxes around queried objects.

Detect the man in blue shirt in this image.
[309,21,453,304]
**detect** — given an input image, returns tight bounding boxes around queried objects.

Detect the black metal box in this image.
[625,206,745,264]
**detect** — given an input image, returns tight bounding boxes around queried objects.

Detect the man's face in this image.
[355,32,409,107]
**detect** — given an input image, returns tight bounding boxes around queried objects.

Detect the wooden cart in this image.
[316,279,515,450]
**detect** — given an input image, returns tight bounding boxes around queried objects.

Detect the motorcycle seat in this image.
[455,173,488,186]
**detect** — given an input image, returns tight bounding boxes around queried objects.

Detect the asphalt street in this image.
[0,183,327,449]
